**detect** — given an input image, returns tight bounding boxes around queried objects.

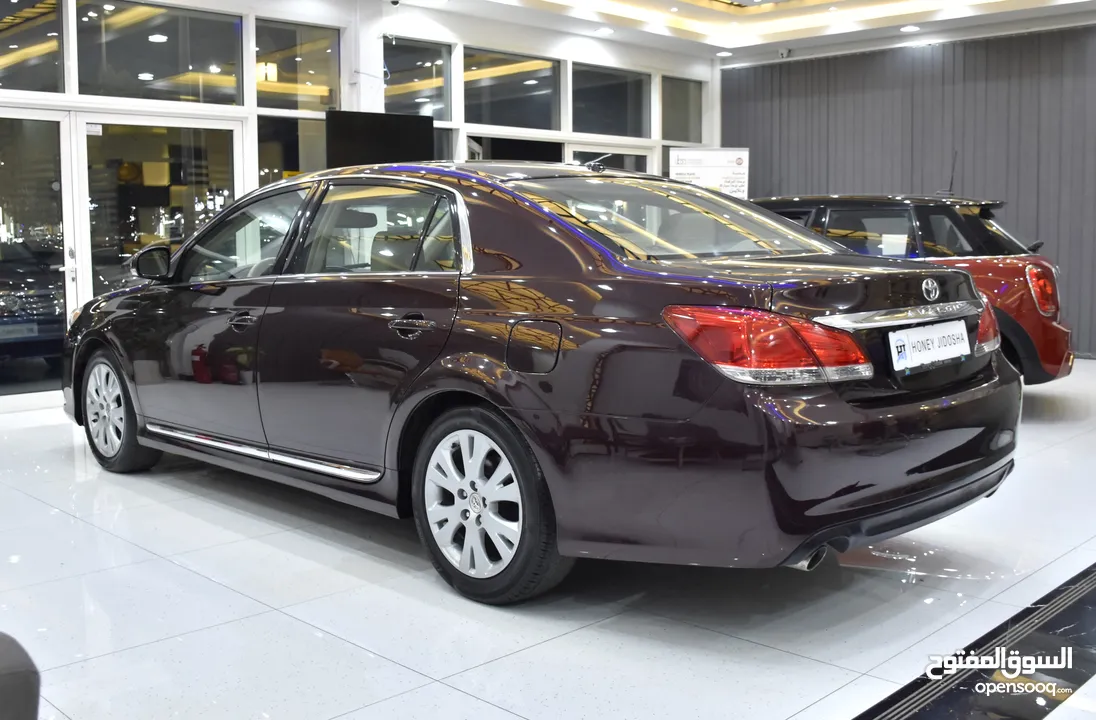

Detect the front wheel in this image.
[411,406,574,605]
[81,349,161,473]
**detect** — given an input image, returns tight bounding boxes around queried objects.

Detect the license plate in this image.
[889,320,971,372]
[0,323,38,340]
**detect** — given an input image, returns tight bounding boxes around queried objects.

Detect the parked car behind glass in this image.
[753,195,1073,384]
[64,164,1020,604]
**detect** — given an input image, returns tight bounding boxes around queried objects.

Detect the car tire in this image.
[412,406,574,605]
[81,349,161,473]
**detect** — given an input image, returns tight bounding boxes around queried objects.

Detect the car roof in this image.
[752,194,1004,208]
[286,161,657,185]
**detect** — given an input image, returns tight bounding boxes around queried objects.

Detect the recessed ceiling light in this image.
[305,81,312,86]
[137,72,153,80]
[523,79,539,85]
[470,66,478,70]
[86,11,97,16]
[308,70,315,74]
[294,57,302,62]
[148,34,168,42]
[80,17,87,21]
[326,48,331,53]
[103,3,114,8]
[716,51,733,57]
[829,6,836,10]
[594,27,614,36]
[46,32,57,36]
[415,97,430,103]
[8,44,16,49]
[900,25,920,32]
[670,6,678,11]
[208,64,221,74]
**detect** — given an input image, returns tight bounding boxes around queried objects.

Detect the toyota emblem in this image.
[922,278,941,302]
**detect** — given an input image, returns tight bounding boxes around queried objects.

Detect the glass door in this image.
[73,114,244,304]
[0,110,76,396]
[567,144,654,173]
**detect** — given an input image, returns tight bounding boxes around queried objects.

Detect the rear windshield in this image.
[511,177,838,261]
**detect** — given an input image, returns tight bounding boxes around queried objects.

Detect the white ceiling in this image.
[399,0,1096,66]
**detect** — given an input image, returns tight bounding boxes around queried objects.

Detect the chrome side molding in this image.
[814,300,981,330]
[145,423,381,483]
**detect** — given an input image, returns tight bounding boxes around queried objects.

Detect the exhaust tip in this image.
[789,546,828,572]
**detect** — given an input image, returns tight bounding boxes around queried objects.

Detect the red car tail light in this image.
[1025,264,1059,317]
[662,306,873,385]
[974,292,1001,357]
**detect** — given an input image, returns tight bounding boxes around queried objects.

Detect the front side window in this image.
[512,177,835,260]
[178,187,310,283]
[824,208,917,258]
[288,185,453,274]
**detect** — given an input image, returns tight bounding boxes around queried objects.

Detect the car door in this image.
[257,179,461,471]
[126,185,314,444]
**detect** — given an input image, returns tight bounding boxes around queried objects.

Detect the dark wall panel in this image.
[722,27,1096,354]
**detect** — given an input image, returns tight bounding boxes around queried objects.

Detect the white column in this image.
[241,15,260,193]
[704,58,722,148]
[348,1,386,113]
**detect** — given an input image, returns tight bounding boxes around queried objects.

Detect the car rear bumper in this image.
[1035,320,1073,381]
[520,356,1021,568]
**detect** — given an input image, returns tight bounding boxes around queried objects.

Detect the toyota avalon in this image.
[63,162,1021,604]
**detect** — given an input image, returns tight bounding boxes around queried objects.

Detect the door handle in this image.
[228,311,257,331]
[389,313,437,338]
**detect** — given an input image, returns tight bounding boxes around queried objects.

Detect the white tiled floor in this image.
[1,362,1096,720]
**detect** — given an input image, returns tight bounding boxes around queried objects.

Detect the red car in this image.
[754,195,1073,384]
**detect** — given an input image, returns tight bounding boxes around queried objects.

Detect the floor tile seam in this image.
[627,604,877,673]
[433,606,636,683]
[36,607,276,674]
[37,696,72,720]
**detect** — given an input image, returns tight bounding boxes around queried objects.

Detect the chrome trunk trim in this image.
[813,300,981,330]
[145,423,380,483]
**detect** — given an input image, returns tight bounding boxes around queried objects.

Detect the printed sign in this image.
[668,147,750,199]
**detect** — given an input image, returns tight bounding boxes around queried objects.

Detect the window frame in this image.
[281,177,465,277]
[571,62,652,139]
[166,182,318,286]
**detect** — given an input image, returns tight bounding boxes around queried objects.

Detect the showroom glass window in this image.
[255,20,338,112]
[0,0,64,92]
[258,117,326,187]
[573,64,650,138]
[384,38,450,121]
[662,77,702,143]
[464,48,559,131]
[77,0,242,104]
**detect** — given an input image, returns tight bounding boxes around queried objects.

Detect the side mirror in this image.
[133,245,172,281]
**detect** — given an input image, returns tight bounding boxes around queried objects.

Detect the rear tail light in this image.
[1025,264,1059,317]
[662,306,873,385]
[974,292,1001,357]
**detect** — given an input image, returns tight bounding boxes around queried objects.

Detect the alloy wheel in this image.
[424,429,523,578]
[85,362,125,458]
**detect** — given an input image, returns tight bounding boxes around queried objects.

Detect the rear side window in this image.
[955,206,1031,256]
[773,209,812,226]
[917,207,977,257]
[288,185,456,274]
[824,209,917,258]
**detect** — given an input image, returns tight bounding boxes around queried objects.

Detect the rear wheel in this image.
[82,350,161,473]
[411,406,573,604]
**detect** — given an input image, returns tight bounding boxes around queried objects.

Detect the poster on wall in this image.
[668,148,750,199]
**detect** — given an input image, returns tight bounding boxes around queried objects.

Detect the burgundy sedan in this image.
[63,163,1020,604]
